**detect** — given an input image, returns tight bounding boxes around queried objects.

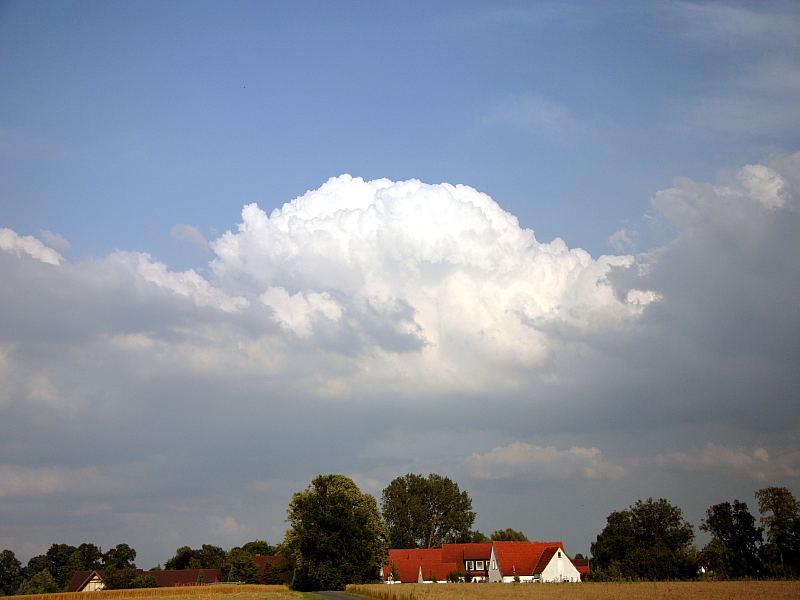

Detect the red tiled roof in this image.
[492,541,565,577]
[383,559,423,583]
[572,558,590,575]
[419,559,458,581]
[441,543,493,563]
[388,548,442,562]
[384,549,459,582]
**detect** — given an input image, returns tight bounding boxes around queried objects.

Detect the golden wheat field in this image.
[12,585,296,600]
[347,581,800,600]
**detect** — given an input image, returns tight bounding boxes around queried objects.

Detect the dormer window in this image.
[476,560,484,570]
[465,560,474,570]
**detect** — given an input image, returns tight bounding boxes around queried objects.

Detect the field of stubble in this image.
[12,584,296,600]
[347,581,800,600]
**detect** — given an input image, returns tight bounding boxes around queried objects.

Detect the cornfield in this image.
[348,581,800,600]
[12,584,295,600]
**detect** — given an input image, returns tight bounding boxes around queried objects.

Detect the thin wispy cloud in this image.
[672,1,800,43]
[170,224,209,251]
[468,442,625,482]
[667,2,800,137]
[488,93,578,136]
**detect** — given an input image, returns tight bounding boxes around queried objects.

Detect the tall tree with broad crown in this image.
[381,473,475,548]
[756,486,800,576]
[700,499,763,578]
[0,549,23,595]
[591,498,695,580]
[285,474,388,591]
[103,544,136,570]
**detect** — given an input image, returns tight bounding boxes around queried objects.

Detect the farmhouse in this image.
[383,541,584,584]
[489,541,581,583]
[67,571,106,592]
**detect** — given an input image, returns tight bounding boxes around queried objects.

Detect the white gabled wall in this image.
[488,547,502,582]
[539,549,581,582]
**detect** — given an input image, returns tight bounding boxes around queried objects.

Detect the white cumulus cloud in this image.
[209,175,652,386]
[260,287,343,338]
[115,251,249,314]
[0,228,62,265]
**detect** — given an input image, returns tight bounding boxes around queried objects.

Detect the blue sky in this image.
[1,1,799,569]
[4,1,797,264]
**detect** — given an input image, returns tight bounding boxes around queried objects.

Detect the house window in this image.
[558,551,562,558]
[475,561,484,570]
[490,560,496,569]
[465,561,474,570]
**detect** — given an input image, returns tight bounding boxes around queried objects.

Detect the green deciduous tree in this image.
[490,528,528,542]
[240,540,277,556]
[103,544,137,570]
[25,555,49,579]
[130,574,157,588]
[591,498,695,580]
[17,569,59,595]
[381,473,475,548]
[197,545,226,570]
[700,499,763,578]
[285,474,388,590]
[756,486,800,576]
[77,543,104,571]
[469,531,490,543]
[221,548,259,583]
[164,546,196,570]
[261,556,293,585]
[103,565,139,590]
[45,543,80,590]
[0,549,23,596]
[165,544,226,570]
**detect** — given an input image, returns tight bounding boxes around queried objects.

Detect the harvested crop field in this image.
[347,581,800,600]
[13,585,296,600]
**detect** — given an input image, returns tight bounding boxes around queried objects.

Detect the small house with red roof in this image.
[66,571,106,592]
[488,541,581,583]
[383,541,582,584]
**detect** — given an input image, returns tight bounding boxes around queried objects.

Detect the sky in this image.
[1,0,799,568]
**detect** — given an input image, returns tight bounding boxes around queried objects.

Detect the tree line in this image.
[0,540,293,595]
[2,474,799,594]
[591,486,800,580]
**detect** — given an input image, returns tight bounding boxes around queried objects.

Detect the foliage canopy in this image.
[591,497,695,580]
[756,486,800,576]
[491,528,528,542]
[285,473,388,590]
[700,499,763,578]
[381,473,475,548]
